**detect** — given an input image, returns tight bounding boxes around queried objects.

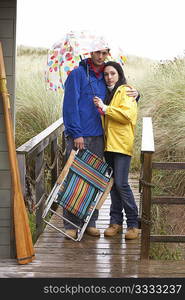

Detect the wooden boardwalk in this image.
[1,174,185,278]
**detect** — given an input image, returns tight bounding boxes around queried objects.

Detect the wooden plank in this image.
[0,20,14,38]
[17,153,26,196]
[141,117,155,152]
[0,263,141,274]
[35,151,45,239]
[0,260,142,268]
[0,228,11,244]
[0,7,15,18]
[35,238,141,249]
[0,219,11,227]
[44,238,140,246]
[51,138,58,186]
[0,39,14,56]
[0,133,7,151]
[0,246,10,258]
[16,118,64,154]
[0,113,5,131]
[150,235,185,243]
[0,151,10,169]
[35,248,140,257]
[1,258,185,278]
[27,137,51,158]
[0,95,4,112]
[0,1,16,8]
[152,162,185,170]
[0,171,11,188]
[140,152,153,260]
[152,196,185,205]
[3,56,13,76]
[0,190,11,207]
[0,207,11,219]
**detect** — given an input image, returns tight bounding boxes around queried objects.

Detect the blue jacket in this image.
[63,59,107,138]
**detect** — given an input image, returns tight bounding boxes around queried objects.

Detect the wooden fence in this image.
[139,117,185,259]
[16,117,65,240]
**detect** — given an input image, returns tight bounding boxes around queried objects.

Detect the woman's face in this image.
[104,66,119,87]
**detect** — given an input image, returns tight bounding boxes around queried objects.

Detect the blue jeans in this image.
[63,135,104,229]
[104,152,138,228]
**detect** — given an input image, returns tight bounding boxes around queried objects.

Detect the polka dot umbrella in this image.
[45,30,126,92]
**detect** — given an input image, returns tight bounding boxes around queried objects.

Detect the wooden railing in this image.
[16,117,65,241]
[140,117,185,259]
[139,117,155,259]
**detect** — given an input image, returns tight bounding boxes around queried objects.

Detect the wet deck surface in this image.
[1,175,185,278]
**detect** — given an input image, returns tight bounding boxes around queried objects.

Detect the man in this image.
[62,48,139,239]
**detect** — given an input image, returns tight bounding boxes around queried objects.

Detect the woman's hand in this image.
[93,96,107,114]
[93,96,104,108]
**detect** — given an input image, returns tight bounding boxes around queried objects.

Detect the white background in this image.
[17,0,185,60]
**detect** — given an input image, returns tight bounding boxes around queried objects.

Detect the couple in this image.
[62,47,139,240]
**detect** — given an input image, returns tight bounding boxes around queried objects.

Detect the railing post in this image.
[140,152,153,259]
[51,137,58,186]
[140,117,155,260]
[35,150,45,240]
[17,153,26,197]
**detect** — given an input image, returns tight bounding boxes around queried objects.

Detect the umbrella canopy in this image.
[45,30,126,92]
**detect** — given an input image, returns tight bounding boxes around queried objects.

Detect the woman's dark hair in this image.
[104,61,127,105]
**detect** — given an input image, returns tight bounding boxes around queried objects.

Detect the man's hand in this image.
[74,137,84,150]
[126,88,139,99]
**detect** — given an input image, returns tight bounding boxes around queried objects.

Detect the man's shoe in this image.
[104,224,122,237]
[125,227,139,240]
[65,229,77,239]
[86,227,100,237]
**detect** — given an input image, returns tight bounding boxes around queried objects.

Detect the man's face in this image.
[91,49,109,66]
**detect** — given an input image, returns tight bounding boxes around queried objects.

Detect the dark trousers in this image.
[105,151,139,228]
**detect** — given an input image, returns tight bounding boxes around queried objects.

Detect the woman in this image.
[93,61,139,239]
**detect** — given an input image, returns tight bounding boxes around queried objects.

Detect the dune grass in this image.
[135,57,185,158]
[15,49,62,147]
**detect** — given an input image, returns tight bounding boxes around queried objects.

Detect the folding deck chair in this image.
[42,149,113,241]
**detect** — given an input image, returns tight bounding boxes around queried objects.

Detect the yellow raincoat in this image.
[103,85,137,156]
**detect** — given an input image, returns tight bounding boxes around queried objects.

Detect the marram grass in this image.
[16,51,62,147]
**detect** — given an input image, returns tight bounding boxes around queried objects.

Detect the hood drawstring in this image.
[79,57,96,96]
[86,62,96,97]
